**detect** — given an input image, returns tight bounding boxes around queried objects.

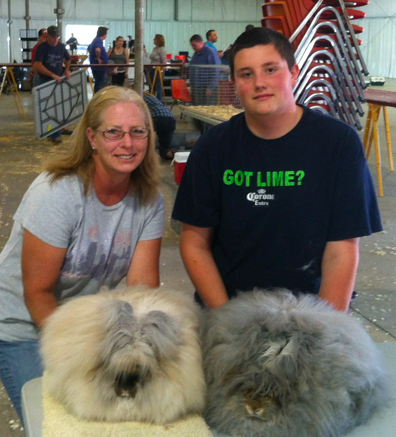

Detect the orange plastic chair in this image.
[170,79,192,115]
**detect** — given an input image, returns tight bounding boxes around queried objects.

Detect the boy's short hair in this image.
[190,34,203,43]
[229,28,296,78]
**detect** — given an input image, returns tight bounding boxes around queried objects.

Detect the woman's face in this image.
[86,102,148,179]
[116,38,124,48]
[153,37,158,46]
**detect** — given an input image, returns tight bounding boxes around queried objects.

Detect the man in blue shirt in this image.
[189,34,220,107]
[205,30,219,56]
[89,26,109,93]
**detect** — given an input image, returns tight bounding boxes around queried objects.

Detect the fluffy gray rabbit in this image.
[41,286,206,423]
[202,289,389,437]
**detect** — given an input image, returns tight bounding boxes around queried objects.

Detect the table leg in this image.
[383,106,394,172]
[363,105,373,157]
[371,104,383,197]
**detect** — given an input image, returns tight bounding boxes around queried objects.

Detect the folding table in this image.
[21,342,396,437]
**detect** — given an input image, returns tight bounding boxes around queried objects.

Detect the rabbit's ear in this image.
[100,300,136,363]
[142,311,182,358]
[263,335,299,380]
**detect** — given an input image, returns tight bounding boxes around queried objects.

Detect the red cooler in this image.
[173,152,191,185]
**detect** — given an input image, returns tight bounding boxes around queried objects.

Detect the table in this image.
[181,106,243,126]
[363,88,395,197]
[144,63,184,105]
[22,341,396,437]
[0,66,26,119]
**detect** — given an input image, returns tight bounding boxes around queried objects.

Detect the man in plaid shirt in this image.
[143,94,177,159]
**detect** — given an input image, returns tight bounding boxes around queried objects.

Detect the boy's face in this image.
[231,44,299,119]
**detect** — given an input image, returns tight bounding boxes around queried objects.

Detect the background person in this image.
[0,86,164,422]
[149,34,167,102]
[89,26,109,93]
[189,34,220,107]
[143,94,177,160]
[107,36,129,86]
[127,35,135,58]
[31,28,47,64]
[66,33,79,55]
[205,29,221,61]
[31,28,48,87]
[172,28,382,313]
[33,25,71,144]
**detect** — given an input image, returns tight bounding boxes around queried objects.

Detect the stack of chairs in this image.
[261,0,369,129]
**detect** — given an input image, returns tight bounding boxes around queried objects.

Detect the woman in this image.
[0,87,164,421]
[149,34,167,102]
[107,36,129,86]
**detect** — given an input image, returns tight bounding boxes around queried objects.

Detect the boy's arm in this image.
[180,223,229,309]
[319,238,359,312]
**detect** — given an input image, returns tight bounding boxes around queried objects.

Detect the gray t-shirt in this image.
[0,172,165,341]
[149,46,167,64]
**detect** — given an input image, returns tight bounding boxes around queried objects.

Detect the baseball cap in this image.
[38,28,48,37]
[47,26,60,37]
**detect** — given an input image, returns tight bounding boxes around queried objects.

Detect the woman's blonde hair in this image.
[155,34,165,47]
[45,86,160,206]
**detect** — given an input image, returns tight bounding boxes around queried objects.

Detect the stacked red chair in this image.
[261,0,369,129]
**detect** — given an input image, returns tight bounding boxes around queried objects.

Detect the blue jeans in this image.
[92,69,107,93]
[0,339,43,422]
[153,116,176,158]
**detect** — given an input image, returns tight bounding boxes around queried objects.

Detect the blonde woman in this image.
[149,34,167,102]
[0,86,164,422]
[107,36,129,86]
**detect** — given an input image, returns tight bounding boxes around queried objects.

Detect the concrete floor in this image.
[0,80,395,436]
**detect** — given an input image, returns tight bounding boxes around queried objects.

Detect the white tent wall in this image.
[1,0,395,78]
[0,0,262,64]
[356,0,396,78]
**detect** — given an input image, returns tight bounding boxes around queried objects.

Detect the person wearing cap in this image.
[89,26,109,93]
[33,25,71,144]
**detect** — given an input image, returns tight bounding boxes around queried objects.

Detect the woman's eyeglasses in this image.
[98,128,150,140]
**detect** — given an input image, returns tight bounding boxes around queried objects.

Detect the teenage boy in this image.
[172,28,382,313]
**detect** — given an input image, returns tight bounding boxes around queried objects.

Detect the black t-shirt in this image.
[66,37,78,50]
[34,42,70,77]
[172,107,382,299]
